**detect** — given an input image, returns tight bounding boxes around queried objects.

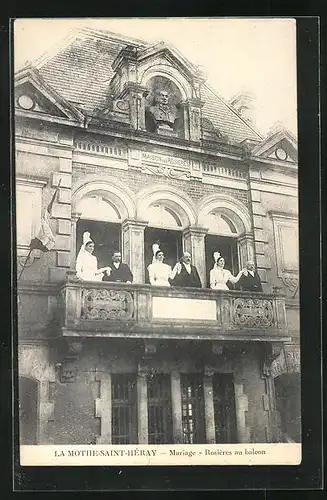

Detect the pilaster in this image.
[122,219,148,284]
[171,370,183,444]
[137,365,148,444]
[70,212,81,271]
[183,225,208,288]
[119,83,148,131]
[183,98,204,142]
[203,368,216,444]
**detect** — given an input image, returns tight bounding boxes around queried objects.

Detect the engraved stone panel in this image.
[232,298,274,327]
[81,289,134,320]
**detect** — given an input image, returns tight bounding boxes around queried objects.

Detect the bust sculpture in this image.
[148,89,177,130]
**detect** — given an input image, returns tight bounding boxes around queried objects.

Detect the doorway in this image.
[205,235,239,289]
[76,219,121,269]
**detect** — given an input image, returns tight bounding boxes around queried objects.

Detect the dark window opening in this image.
[144,227,183,283]
[212,373,237,443]
[147,374,173,444]
[205,234,239,289]
[111,374,137,444]
[181,374,205,444]
[19,377,38,445]
[77,219,121,269]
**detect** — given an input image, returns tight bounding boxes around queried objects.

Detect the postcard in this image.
[14,17,301,469]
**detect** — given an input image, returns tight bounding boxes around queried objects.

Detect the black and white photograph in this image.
[14,18,301,466]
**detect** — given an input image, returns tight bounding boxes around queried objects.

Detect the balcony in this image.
[60,275,290,342]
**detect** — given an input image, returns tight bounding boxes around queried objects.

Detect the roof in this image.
[21,27,263,144]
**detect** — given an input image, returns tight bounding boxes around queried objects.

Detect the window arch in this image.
[206,211,238,236]
[147,203,182,229]
[76,195,121,222]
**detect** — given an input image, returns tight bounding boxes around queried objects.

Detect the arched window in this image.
[147,204,182,229]
[207,211,238,236]
[76,195,121,222]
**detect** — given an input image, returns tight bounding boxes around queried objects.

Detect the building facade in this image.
[16,28,300,446]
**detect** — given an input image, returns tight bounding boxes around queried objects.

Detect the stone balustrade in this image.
[60,275,289,341]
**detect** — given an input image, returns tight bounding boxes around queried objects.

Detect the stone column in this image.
[70,212,81,271]
[233,381,249,443]
[122,219,148,284]
[203,369,216,444]
[171,370,183,443]
[119,83,148,131]
[95,371,112,444]
[183,226,208,288]
[137,369,148,444]
[185,98,204,142]
[238,232,255,269]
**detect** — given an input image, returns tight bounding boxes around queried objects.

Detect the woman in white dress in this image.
[76,232,110,282]
[148,249,178,286]
[209,252,245,290]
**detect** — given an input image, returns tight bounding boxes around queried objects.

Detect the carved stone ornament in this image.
[284,348,300,373]
[143,341,157,357]
[270,347,300,378]
[141,163,191,180]
[59,359,78,383]
[280,275,299,294]
[232,298,274,327]
[262,343,284,378]
[81,288,134,320]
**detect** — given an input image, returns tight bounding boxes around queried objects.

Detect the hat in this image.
[213,251,221,263]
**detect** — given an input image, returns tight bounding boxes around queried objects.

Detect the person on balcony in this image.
[102,251,133,284]
[76,232,110,282]
[148,249,178,286]
[170,251,202,288]
[209,252,245,290]
[238,260,263,292]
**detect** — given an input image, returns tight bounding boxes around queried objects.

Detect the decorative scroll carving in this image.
[270,353,286,378]
[232,298,274,327]
[262,343,284,378]
[141,163,191,180]
[284,348,300,373]
[280,276,299,295]
[114,99,129,112]
[58,359,78,383]
[270,347,300,378]
[81,289,134,320]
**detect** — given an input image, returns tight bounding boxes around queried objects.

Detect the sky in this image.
[14,18,298,137]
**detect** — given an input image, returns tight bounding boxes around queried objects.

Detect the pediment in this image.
[137,42,204,82]
[14,67,84,123]
[252,129,298,163]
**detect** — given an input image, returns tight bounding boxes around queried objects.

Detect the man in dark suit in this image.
[238,260,263,292]
[102,251,133,283]
[171,251,202,288]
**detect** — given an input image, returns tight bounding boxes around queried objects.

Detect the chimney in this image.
[267,120,285,137]
[229,90,256,125]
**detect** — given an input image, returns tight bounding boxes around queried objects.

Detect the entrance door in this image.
[19,377,38,444]
[212,373,237,443]
[205,235,239,289]
[144,227,182,284]
[77,219,121,269]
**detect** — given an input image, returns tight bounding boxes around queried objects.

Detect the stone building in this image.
[16,27,300,446]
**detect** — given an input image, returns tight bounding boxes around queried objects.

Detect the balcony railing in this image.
[60,275,289,341]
